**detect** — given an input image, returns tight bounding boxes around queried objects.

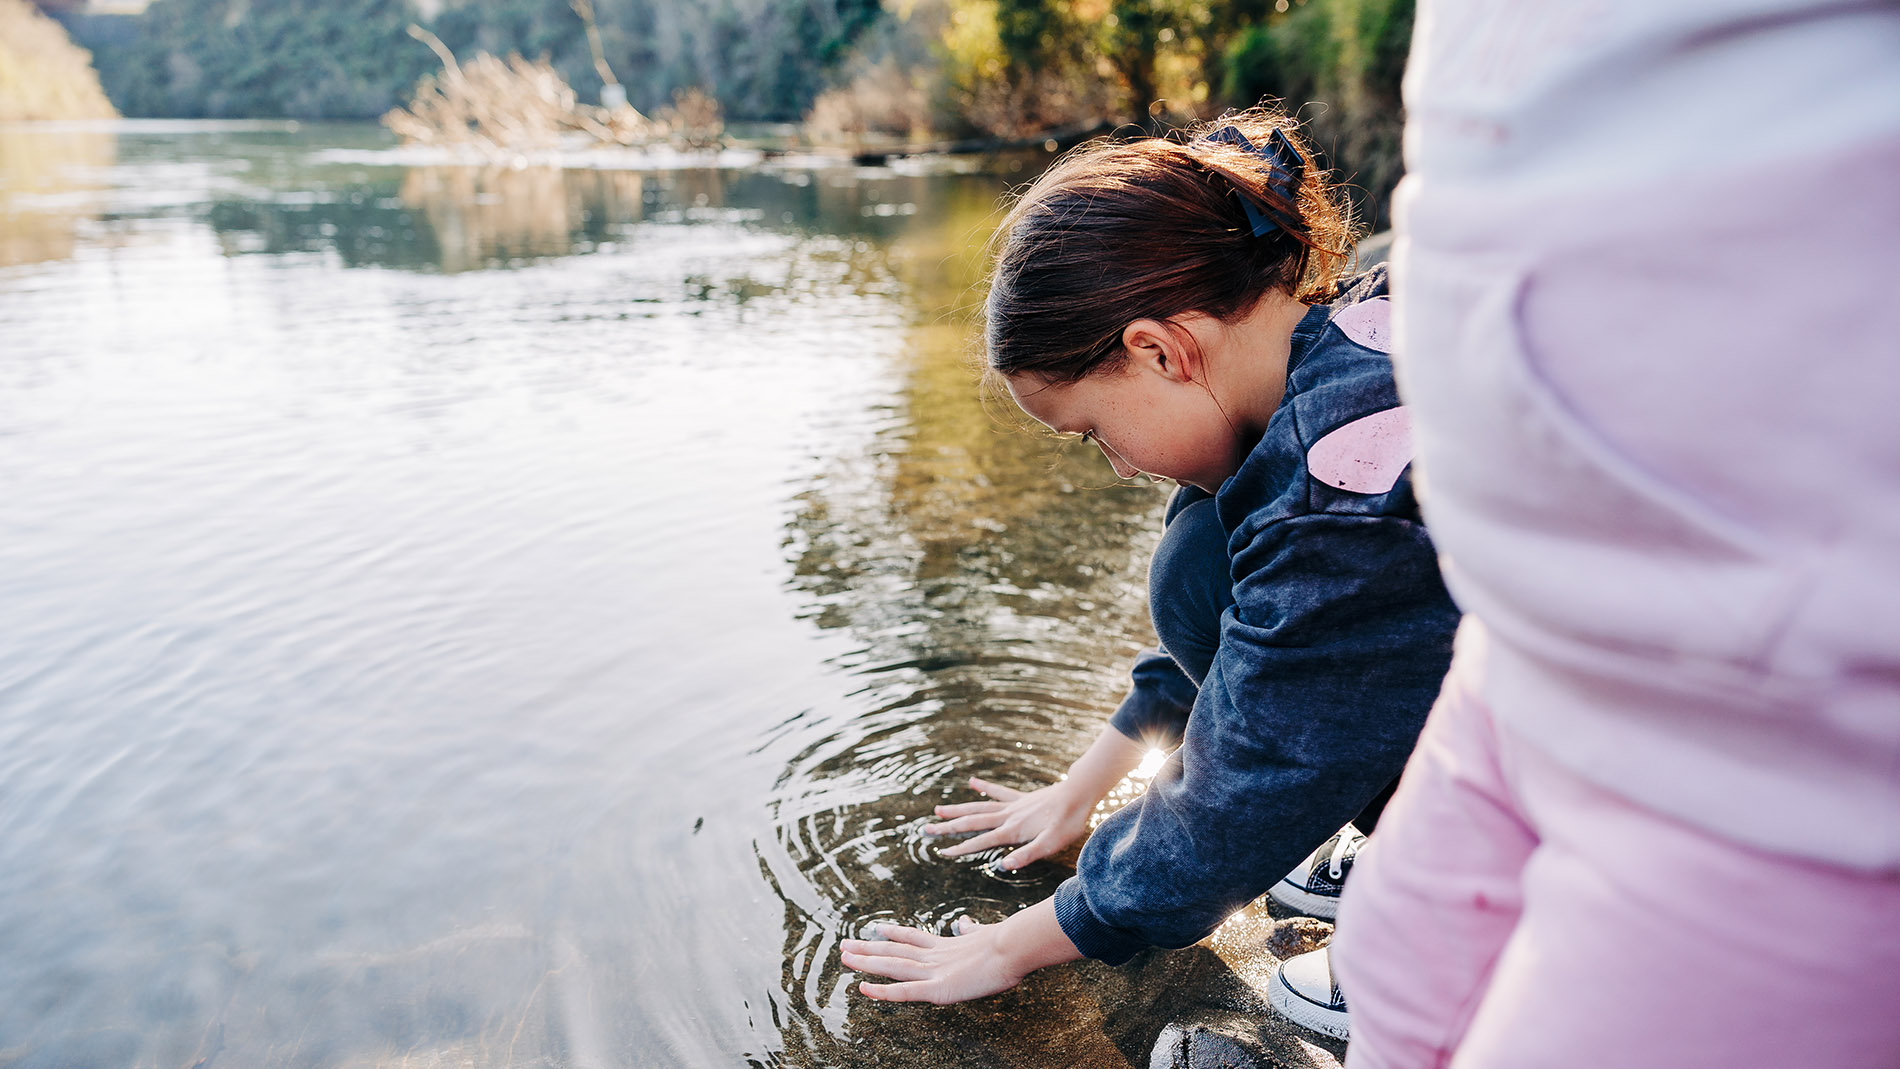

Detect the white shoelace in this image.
[1326,828,1358,880]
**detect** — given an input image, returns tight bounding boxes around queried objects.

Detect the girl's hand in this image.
[841,898,1083,1005]
[924,775,1092,871]
[840,918,1023,1005]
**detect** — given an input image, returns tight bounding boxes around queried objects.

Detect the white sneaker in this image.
[1267,823,1364,920]
[1267,946,1350,1040]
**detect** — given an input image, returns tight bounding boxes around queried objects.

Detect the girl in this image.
[838,108,1460,1030]
[1331,2,1900,1065]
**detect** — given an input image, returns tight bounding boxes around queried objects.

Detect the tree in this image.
[91,0,435,119]
[84,0,885,123]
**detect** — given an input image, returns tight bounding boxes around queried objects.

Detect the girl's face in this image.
[1005,362,1250,493]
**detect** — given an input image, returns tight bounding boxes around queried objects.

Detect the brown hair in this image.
[984,107,1356,384]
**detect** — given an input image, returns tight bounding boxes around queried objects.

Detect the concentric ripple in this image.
[754,329,1177,1065]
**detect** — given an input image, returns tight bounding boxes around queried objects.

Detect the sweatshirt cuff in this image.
[1106,689,1164,744]
[1053,876,1147,966]
[1106,673,1192,747]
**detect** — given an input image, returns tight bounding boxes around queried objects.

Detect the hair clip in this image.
[1198,124,1305,237]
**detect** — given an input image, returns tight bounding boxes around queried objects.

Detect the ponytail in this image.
[985,106,1356,384]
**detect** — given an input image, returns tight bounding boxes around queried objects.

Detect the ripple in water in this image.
[759,694,1076,1063]
[1,122,1240,1069]
[755,357,1177,1065]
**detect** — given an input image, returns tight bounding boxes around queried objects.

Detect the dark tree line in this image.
[60,0,1412,220]
[67,0,881,123]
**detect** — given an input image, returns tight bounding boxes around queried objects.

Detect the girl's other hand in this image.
[840,917,1024,1005]
[924,775,1092,870]
[841,898,1083,1005]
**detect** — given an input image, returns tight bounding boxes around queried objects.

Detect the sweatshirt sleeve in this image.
[1053,511,1459,964]
[1106,647,1197,748]
[1105,483,1215,748]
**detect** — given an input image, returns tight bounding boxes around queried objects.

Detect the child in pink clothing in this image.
[1337,623,1900,1067]
[1331,0,1900,1065]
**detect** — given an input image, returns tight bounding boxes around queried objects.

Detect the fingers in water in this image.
[1000,832,1054,871]
[932,800,1003,819]
[870,924,940,948]
[922,812,1007,837]
[968,776,1024,801]
[841,938,928,961]
[939,828,1016,857]
[859,980,933,1003]
[840,951,933,982]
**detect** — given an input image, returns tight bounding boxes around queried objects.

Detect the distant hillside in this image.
[66,0,880,124]
[0,0,118,120]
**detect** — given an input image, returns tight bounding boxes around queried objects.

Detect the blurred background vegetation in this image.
[1,0,118,120]
[23,0,1411,222]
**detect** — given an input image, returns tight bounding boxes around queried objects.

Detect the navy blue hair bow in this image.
[1199,124,1305,237]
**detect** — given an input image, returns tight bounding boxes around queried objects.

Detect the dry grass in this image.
[382,25,723,155]
[805,60,933,144]
[0,0,119,122]
[653,87,724,151]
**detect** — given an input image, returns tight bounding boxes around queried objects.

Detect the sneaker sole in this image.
[1267,880,1340,920]
[1266,961,1351,1041]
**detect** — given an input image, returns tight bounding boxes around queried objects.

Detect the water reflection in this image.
[0,123,1337,1069]
[760,181,1187,1066]
[197,165,645,271]
[0,126,116,267]
[188,152,1003,278]
[757,170,1353,1068]
[401,166,646,272]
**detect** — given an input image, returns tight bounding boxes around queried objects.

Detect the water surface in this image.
[0,121,1259,1068]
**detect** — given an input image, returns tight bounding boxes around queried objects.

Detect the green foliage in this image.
[447,0,885,119]
[1221,4,1333,109]
[1218,0,1412,226]
[85,0,884,122]
[836,0,1411,218]
[993,0,1055,66]
[78,0,1414,217]
[1097,0,1163,119]
[92,0,436,119]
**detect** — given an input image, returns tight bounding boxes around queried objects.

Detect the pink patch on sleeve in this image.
[1331,297,1393,352]
[1308,406,1414,494]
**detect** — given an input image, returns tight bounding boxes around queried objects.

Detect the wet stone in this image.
[1149,1012,1342,1069]
[1265,917,1334,961]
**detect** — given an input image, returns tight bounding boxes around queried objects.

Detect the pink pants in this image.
[1332,623,1900,1068]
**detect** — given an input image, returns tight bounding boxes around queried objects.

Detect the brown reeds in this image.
[381,23,725,156]
[0,0,119,122]
[381,25,658,153]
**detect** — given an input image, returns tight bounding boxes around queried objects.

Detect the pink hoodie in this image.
[1392,0,1900,869]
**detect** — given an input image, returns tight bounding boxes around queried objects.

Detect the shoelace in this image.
[1326,829,1358,880]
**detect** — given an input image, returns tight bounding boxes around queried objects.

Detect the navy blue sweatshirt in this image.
[1053,269,1461,964]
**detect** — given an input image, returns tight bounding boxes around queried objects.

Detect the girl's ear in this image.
[1121,318,1204,384]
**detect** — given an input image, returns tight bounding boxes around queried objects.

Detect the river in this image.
[0,120,1309,1068]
